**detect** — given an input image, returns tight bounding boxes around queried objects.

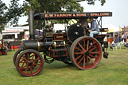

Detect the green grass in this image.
[0,48,128,85]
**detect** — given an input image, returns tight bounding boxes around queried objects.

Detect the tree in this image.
[6,0,24,25]
[23,0,84,14]
[86,0,106,6]
[7,0,106,25]
[0,0,7,32]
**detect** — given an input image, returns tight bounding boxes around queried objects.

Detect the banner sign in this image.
[34,12,112,20]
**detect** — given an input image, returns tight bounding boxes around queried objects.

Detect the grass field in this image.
[0,48,128,85]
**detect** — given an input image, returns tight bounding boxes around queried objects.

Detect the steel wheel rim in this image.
[72,37,102,69]
[13,48,23,66]
[17,51,43,76]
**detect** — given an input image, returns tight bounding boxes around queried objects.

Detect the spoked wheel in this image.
[15,49,44,77]
[13,48,23,66]
[70,36,102,70]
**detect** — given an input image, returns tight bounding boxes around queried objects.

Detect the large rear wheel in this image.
[15,49,44,77]
[70,36,102,70]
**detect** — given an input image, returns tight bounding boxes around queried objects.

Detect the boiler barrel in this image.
[22,40,52,51]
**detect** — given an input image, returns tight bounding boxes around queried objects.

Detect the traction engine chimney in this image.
[29,11,35,40]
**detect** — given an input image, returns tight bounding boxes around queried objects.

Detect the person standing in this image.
[114,34,118,44]
[7,40,11,51]
[78,18,89,35]
[125,33,128,49]
[118,33,122,43]
[123,33,126,43]
[78,18,88,28]
[89,17,100,37]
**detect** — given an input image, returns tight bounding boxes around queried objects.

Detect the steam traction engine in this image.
[13,11,112,76]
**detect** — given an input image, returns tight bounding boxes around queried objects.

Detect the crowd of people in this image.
[110,32,128,50]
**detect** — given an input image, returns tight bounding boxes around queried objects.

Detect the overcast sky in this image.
[3,0,128,28]
[80,0,128,27]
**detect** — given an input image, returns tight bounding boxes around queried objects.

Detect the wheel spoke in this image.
[89,54,95,58]
[90,51,100,55]
[27,52,30,60]
[86,56,89,66]
[83,56,85,67]
[87,56,94,64]
[74,52,83,55]
[25,65,28,73]
[20,57,24,60]
[19,60,25,63]
[75,55,82,61]
[78,43,85,51]
[19,67,24,70]
[22,57,28,62]
[30,67,32,74]
[31,54,35,60]
[33,65,37,70]
[34,58,39,62]
[33,63,41,66]
[88,42,96,50]
[86,40,89,50]
[21,61,25,67]
[75,47,83,52]
[23,65,27,68]
[78,56,84,64]
[89,46,97,52]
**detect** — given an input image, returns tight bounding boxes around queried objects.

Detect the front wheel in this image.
[15,49,44,77]
[70,36,102,70]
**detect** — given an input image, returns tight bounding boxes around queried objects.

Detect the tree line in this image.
[0,0,106,31]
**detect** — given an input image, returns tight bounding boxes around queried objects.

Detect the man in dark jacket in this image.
[89,17,100,37]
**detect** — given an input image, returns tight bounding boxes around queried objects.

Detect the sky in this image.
[79,0,128,28]
[2,0,128,28]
